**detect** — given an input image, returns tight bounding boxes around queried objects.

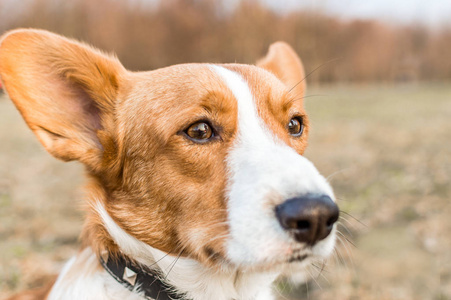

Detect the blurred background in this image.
[0,0,450,299]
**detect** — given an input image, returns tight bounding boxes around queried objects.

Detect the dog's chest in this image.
[47,247,277,300]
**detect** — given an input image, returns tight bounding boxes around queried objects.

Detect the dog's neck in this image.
[99,251,184,300]
[83,200,278,300]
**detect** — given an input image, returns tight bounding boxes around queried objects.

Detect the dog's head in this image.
[0,29,338,273]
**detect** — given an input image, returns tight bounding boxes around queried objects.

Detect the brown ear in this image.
[0,29,125,171]
[257,42,306,99]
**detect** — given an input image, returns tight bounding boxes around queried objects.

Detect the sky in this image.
[262,0,451,28]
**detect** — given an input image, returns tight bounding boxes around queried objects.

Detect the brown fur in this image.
[227,64,309,155]
[256,41,306,100]
[0,29,309,297]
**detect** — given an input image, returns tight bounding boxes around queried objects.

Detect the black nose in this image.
[275,194,339,245]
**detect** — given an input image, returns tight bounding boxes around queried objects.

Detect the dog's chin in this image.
[220,230,337,274]
[280,233,337,283]
[214,249,313,274]
[217,253,314,276]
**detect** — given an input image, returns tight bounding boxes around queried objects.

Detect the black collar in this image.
[100,251,186,300]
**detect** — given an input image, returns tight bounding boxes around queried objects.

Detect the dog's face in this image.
[0,30,337,273]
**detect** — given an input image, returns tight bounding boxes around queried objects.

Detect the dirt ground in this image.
[0,83,450,299]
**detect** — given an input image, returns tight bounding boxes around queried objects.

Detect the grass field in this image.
[0,83,450,299]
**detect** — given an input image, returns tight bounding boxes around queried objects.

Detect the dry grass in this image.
[0,82,450,299]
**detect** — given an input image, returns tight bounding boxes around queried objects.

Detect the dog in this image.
[0,29,339,300]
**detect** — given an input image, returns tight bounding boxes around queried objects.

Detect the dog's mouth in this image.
[233,249,314,271]
[284,245,313,264]
[287,253,309,263]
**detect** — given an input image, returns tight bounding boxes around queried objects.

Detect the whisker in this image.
[337,221,354,237]
[144,250,174,270]
[335,196,351,203]
[330,248,340,267]
[333,243,346,267]
[287,57,342,95]
[336,235,355,270]
[274,280,291,300]
[340,210,367,227]
[148,247,184,300]
[306,267,322,290]
[338,215,353,227]
[326,167,354,182]
[286,94,328,105]
[311,260,329,283]
[336,230,357,248]
[161,247,186,283]
[335,238,352,276]
[155,246,187,300]
[310,263,328,283]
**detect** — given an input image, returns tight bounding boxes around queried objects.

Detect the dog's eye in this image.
[288,117,304,137]
[185,122,213,141]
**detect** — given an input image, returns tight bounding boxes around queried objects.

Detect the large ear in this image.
[0,29,125,172]
[257,42,306,99]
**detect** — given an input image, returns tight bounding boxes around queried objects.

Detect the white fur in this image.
[211,66,336,268]
[48,247,145,300]
[95,202,278,300]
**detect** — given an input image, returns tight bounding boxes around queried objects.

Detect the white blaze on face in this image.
[211,65,336,268]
